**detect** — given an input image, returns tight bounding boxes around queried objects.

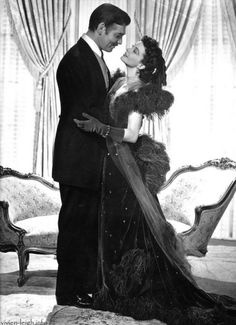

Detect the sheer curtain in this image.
[134,0,203,144]
[135,0,203,80]
[221,0,236,51]
[0,1,35,173]
[168,0,236,168]
[5,0,71,179]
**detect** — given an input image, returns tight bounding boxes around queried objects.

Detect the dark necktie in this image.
[101,51,111,88]
[101,51,106,65]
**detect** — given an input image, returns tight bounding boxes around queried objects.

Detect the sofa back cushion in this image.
[0,176,61,223]
[158,167,236,227]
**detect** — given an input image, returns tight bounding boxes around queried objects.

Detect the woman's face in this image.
[121,41,146,68]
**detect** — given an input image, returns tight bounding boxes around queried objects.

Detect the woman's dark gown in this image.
[92,78,236,324]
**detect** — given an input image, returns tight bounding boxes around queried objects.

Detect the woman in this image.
[74,36,236,324]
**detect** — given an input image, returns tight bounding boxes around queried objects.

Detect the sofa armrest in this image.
[158,158,236,256]
[180,178,236,256]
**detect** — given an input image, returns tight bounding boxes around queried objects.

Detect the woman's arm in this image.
[73,111,143,144]
[123,111,143,143]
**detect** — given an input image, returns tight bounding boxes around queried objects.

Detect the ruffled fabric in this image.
[130,134,170,195]
[94,248,236,324]
[109,78,174,128]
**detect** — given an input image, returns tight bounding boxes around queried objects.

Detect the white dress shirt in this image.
[82,34,102,57]
[82,34,109,89]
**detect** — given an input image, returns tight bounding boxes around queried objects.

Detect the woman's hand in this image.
[73,113,104,133]
[73,112,141,143]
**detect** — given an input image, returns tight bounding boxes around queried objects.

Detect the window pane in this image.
[0,1,35,173]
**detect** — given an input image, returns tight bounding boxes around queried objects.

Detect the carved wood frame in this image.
[160,157,236,256]
[0,166,59,286]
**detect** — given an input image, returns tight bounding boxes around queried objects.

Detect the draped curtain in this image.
[168,0,236,167]
[0,2,35,173]
[221,0,236,52]
[5,0,71,178]
[135,0,202,144]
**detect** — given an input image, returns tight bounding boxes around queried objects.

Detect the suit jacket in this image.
[52,38,109,189]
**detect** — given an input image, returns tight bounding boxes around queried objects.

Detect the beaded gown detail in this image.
[92,78,236,324]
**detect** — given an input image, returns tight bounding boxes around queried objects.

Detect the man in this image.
[52,3,130,308]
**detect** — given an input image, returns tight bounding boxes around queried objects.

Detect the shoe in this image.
[56,293,92,308]
[73,293,93,308]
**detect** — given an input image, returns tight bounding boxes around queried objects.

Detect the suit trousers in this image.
[56,184,100,300]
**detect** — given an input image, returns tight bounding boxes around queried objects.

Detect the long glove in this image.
[73,113,124,143]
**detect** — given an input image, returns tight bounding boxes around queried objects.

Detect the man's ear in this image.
[96,22,106,35]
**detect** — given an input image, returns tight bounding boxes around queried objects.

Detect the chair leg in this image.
[25,252,30,269]
[17,248,27,287]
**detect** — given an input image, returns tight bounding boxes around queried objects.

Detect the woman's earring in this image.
[137,63,145,70]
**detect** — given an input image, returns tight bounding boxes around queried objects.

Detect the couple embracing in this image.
[52,3,236,324]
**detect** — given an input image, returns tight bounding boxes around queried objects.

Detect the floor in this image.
[0,241,236,324]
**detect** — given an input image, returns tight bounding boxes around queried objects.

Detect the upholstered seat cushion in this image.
[15,214,58,248]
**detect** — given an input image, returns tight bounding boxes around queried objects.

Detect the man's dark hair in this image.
[89,3,131,31]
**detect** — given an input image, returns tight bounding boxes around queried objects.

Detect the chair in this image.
[158,157,236,257]
[0,166,60,286]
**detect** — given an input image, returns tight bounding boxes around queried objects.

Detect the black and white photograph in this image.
[0,1,236,324]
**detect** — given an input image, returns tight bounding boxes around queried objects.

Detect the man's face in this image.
[99,23,126,52]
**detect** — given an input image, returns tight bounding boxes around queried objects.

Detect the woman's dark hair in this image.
[139,36,167,86]
[89,3,131,31]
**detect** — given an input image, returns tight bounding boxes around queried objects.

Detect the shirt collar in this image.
[82,34,102,57]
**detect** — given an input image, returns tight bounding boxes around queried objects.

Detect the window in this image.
[168,1,236,168]
[0,1,35,173]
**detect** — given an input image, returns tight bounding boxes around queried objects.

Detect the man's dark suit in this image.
[52,38,109,301]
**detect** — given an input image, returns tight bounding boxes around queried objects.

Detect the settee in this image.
[158,157,236,256]
[0,157,235,286]
[0,166,60,286]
